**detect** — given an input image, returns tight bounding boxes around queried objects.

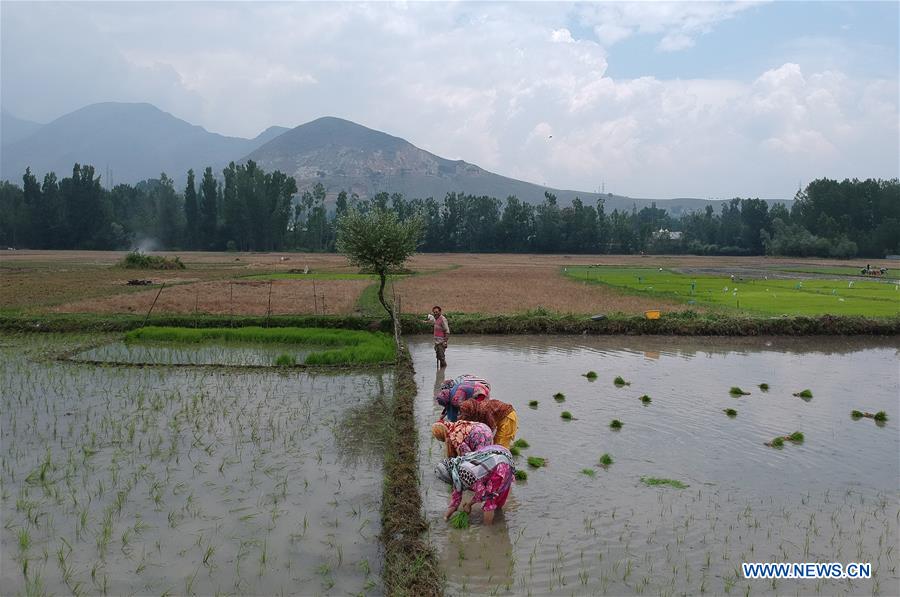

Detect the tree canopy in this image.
[336,208,424,318]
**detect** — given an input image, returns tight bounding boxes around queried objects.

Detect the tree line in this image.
[1,162,897,258]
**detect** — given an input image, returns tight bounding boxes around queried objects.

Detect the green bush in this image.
[119,251,185,270]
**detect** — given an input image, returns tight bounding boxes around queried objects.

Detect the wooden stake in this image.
[143,283,165,327]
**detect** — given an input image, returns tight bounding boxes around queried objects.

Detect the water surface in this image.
[411,335,899,596]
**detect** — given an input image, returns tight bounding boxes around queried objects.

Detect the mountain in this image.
[0,102,284,186]
[242,116,640,208]
[1,103,789,212]
[1,111,44,146]
[244,117,789,213]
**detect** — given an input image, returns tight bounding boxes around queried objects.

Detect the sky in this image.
[1,1,898,199]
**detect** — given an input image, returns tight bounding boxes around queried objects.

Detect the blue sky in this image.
[2,1,898,199]
[597,2,899,80]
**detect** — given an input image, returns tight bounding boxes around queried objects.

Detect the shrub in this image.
[119,251,185,270]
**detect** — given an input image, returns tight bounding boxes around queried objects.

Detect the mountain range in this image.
[1,102,788,213]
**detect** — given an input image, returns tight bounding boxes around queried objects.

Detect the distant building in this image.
[652,229,682,241]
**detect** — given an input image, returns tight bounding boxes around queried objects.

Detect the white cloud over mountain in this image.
[2,1,896,199]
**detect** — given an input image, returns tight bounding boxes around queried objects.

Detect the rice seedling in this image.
[852,410,889,422]
[581,468,596,477]
[514,470,528,481]
[527,456,546,468]
[724,408,737,417]
[640,394,652,404]
[729,387,750,396]
[758,383,770,391]
[583,371,598,380]
[449,511,470,529]
[553,392,565,402]
[766,436,785,448]
[786,431,804,443]
[561,411,573,420]
[512,439,530,449]
[528,400,539,408]
[609,419,623,430]
[641,477,689,489]
[510,445,521,457]
[613,376,630,387]
[599,453,613,467]
[274,353,295,367]
[793,389,813,399]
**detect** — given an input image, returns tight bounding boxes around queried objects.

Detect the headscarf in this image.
[431,421,449,441]
[459,398,513,430]
[434,445,514,492]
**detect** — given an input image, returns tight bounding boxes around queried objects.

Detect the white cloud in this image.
[1,2,896,199]
[578,1,762,52]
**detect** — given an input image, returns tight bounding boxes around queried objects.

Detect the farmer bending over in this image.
[435,445,515,526]
[432,419,493,458]
[436,375,490,422]
[459,398,518,448]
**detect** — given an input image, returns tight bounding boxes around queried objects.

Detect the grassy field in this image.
[565,266,900,317]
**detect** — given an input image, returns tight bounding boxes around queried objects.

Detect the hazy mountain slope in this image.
[0,111,44,146]
[0,103,281,185]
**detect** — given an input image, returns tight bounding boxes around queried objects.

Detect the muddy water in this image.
[74,341,318,366]
[411,335,899,596]
[1,335,387,596]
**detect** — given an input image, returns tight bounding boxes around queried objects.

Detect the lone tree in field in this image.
[336,208,424,321]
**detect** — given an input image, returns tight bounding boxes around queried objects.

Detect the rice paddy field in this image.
[411,335,900,596]
[0,333,390,596]
[565,266,900,317]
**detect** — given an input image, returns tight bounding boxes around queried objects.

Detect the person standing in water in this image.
[426,305,450,368]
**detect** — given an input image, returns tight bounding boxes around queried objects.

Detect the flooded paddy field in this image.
[411,335,900,596]
[1,334,388,596]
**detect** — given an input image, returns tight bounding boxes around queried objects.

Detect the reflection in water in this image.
[412,335,899,596]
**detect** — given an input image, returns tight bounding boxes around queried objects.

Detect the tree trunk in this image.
[377,272,394,321]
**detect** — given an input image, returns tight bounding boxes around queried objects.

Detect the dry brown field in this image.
[2,250,895,316]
